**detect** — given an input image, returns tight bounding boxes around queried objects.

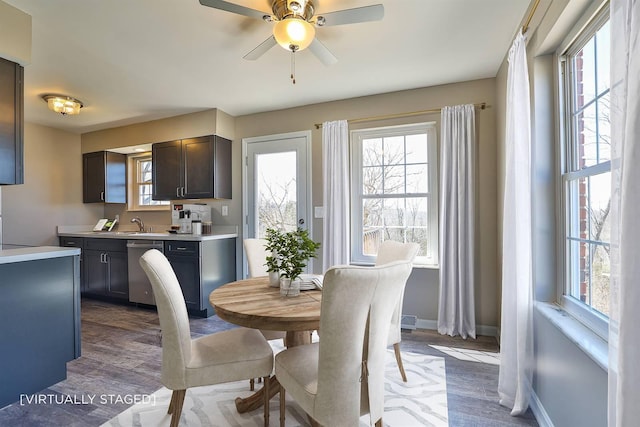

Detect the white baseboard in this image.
[530,390,554,427]
[413,318,499,340]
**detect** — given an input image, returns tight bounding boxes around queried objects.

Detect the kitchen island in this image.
[0,245,81,409]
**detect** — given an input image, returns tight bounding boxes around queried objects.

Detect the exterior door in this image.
[244,131,311,240]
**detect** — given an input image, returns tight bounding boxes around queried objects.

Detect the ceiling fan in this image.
[198,0,384,66]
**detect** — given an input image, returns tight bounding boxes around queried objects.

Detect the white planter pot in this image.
[268,271,280,288]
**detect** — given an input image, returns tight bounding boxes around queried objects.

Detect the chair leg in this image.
[263,376,270,427]
[169,389,186,427]
[279,387,286,427]
[393,343,408,382]
[250,378,255,391]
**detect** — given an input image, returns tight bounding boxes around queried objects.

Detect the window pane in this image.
[596,20,610,95]
[575,37,596,107]
[383,136,404,165]
[587,171,611,243]
[406,164,428,193]
[363,138,382,167]
[363,228,383,256]
[383,165,405,193]
[139,184,153,205]
[577,103,598,169]
[363,198,383,228]
[406,197,428,227]
[591,243,610,316]
[406,227,428,257]
[362,166,383,195]
[598,94,611,162]
[405,134,428,163]
[383,198,404,227]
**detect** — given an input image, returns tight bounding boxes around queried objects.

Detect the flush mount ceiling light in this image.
[41,94,84,115]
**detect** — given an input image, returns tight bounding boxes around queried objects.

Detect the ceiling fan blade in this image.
[243,36,278,60]
[316,4,384,26]
[309,38,338,66]
[199,0,268,20]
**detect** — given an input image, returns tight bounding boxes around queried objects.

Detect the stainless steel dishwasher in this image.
[127,240,164,305]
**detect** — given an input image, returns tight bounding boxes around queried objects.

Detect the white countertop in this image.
[0,246,81,265]
[57,225,238,241]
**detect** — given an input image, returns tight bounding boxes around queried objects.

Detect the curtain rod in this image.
[314,102,487,129]
[522,0,541,34]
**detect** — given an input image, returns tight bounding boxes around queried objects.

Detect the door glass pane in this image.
[256,151,297,237]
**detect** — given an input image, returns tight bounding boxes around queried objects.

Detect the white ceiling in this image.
[5,0,531,134]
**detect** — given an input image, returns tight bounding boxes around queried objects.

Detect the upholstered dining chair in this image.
[275,261,414,427]
[375,240,420,382]
[139,249,274,427]
[243,238,287,391]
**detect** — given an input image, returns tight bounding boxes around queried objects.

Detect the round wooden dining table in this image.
[209,276,322,413]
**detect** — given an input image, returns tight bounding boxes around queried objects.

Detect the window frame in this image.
[127,153,170,212]
[350,122,438,266]
[557,3,610,340]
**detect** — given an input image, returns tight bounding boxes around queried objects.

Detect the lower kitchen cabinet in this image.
[83,239,129,300]
[165,239,236,317]
[58,235,236,317]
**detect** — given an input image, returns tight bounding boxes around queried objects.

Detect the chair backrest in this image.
[375,240,419,345]
[244,238,269,278]
[314,261,413,425]
[139,249,192,389]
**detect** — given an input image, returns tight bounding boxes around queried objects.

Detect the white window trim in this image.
[349,122,438,266]
[127,153,170,212]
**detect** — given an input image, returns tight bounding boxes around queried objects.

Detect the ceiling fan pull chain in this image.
[290,50,296,84]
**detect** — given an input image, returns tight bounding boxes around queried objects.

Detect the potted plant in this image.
[265,227,321,296]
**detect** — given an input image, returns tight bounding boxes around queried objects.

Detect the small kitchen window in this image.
[128,153,169,211]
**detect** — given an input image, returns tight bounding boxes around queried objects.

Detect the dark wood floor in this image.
[0,299,538,426]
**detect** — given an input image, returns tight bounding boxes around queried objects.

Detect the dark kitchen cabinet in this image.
[83,151,126,203]
[163,238,236,317]
[83,238,128,300]
[0,57,24,185]
[152,135,231,200]
[164,241,201,311]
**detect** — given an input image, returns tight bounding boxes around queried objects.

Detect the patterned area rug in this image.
[101,349,447,427]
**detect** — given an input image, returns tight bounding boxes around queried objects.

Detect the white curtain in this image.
[437,104,476,339]
[497,30,533,416]
[322,120,350,271]
[609,1,640,425]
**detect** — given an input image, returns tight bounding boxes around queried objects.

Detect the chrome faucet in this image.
[131,217,145,232]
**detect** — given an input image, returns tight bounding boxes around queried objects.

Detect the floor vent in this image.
[400,315,417,331]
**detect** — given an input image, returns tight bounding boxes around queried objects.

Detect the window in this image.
[560,6,610,335]
[350,123,438,266]
[128,154,169,211]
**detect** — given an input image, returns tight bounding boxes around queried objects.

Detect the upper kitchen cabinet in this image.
[0,57,23,185]
[83,151,126,203]
[152,135,231,200]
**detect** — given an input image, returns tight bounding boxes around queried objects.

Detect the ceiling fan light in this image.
[273,18,315,51]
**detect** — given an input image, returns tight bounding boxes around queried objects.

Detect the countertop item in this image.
[57,225,238,241]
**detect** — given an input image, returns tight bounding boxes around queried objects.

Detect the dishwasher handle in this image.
[126,240,164,250]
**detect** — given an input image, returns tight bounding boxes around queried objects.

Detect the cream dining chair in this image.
[243,238,287,390]
[139,249,274,427]
[274,261,414,427]
[375,240,419,382]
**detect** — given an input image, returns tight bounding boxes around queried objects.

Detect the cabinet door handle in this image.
[181,187,185,197]
[100,191,105,201]
[177,187,181,198]
[176,247,188,251]
[100,253,104,263]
